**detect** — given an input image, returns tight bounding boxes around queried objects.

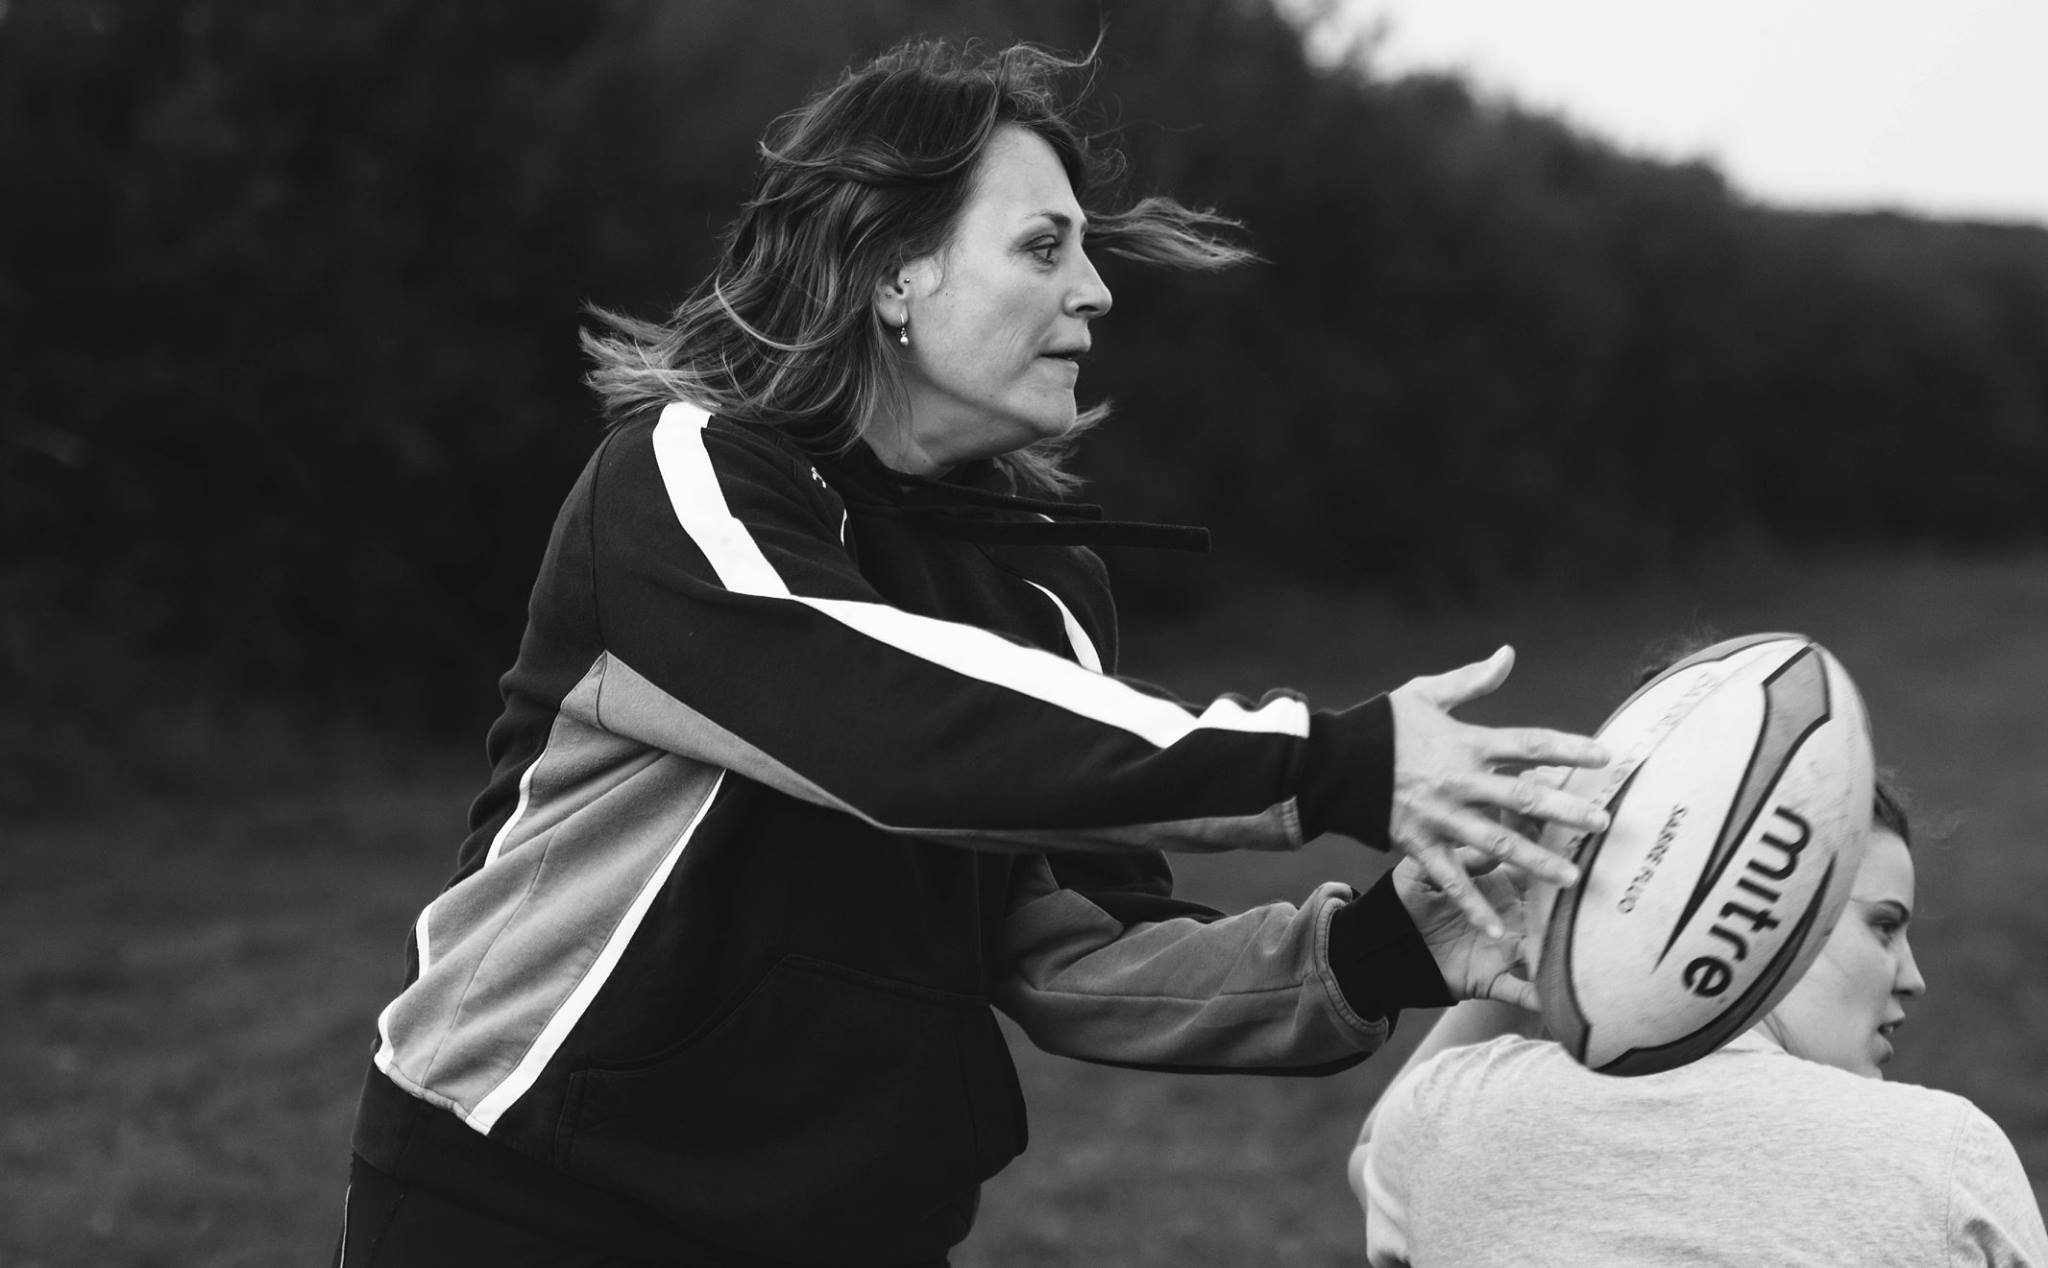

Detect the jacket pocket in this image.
[558,953,1026,1263]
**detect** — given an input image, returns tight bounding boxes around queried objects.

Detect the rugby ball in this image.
[1525,634,1874,1076]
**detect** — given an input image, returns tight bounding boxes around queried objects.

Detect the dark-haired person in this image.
[333,38,1613,1267]
[1350,780,2048,1267]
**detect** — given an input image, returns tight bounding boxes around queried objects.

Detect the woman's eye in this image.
[1029,240,1058,265]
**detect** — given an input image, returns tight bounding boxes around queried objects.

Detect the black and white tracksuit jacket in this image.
[351,401,1452,1266]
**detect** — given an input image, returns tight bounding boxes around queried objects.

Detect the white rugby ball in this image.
[1525,633,1874,1076]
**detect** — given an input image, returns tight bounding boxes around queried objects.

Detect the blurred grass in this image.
[5,552,2046,1265]
[0,767,469,1267]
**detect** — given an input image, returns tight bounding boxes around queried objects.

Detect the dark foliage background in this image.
[6,0,2046,792]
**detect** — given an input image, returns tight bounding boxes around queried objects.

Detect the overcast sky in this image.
[1295,0,2048,226]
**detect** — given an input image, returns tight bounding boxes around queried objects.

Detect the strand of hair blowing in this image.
[581,38,1257,495]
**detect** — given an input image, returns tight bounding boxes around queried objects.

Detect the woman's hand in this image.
[1387,645,1608,937]
[1392,853,1539,1010]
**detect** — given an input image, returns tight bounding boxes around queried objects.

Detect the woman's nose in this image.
[1896,939,1927,998]
[1068,251,1112,318]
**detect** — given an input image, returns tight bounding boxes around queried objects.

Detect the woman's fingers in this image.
[1427,805,1581,888]
[1403,645,1516,709]
[1397,653,1609,770]
[1386,649,1611,939]
[1404,838,1511,938]
[1485,970,1540,1012]
[1446,772,1611,838]
[1476,723,1608,771]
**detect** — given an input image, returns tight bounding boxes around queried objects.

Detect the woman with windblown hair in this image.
[334,37,1611,1267]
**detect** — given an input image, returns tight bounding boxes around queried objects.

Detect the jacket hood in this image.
[816,441,1211,553]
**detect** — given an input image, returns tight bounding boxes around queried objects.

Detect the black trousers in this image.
[331,1154,653,1268]
[329,1154,955,1268]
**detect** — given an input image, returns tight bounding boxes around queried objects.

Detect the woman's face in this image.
[879,124,1112,471]
[1761,828,1925,1078]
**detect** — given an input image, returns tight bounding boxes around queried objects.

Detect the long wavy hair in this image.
[580,37,1254,494]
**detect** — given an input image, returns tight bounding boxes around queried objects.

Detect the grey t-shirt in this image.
[1359,1033,2045,1267]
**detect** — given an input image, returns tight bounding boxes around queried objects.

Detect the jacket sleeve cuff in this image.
[1326,869,1453,1021]
[1296,695,1394,849]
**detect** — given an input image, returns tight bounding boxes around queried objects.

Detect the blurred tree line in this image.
[5,0,2046,757]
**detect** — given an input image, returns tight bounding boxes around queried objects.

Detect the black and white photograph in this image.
[5,1,2046,1264]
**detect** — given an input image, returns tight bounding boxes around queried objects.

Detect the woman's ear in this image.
[873,270,911,327]
[875,256,941,325]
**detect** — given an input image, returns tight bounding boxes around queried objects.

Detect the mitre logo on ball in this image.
[1524,633,1875,1076]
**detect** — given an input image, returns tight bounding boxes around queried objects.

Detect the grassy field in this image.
[6,553,2046,1266]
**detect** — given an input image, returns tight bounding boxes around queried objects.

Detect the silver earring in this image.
[897,316,910,349]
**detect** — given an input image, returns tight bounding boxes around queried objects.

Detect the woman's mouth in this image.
[1875,1016,1905,1062]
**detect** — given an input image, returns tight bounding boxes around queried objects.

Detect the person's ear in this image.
[873,269,912,328]
[873,256,941,325]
